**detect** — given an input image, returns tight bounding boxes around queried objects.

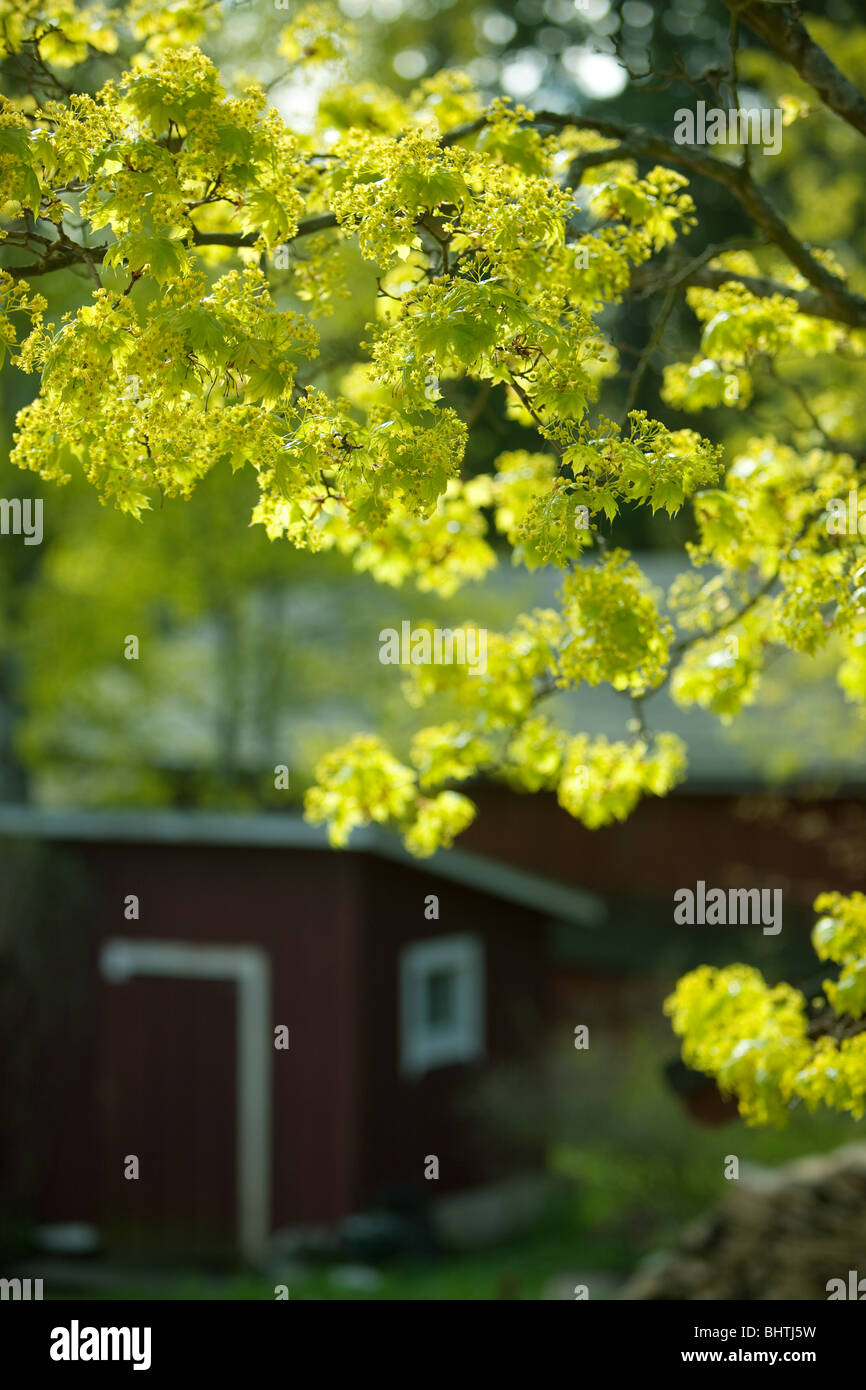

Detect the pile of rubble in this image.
[621,1143,866,1300]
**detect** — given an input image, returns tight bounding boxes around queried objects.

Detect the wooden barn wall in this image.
[355,856,551,1210]
[12,839,364,1257]
[0,837,97,1261]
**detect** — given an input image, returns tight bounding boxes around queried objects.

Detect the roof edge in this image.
[0,804,605,929]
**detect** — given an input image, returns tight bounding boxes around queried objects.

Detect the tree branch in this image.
[622,285,678,421]
[722,0,866,139]
[4,211,341,279]
[190,211,338,249]
[631,259,865,328]
[444,109,866,330]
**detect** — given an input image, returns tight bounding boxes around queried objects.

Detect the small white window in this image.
[400,934,484,1078]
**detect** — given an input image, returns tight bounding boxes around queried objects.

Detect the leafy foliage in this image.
[4,0,866,1121]
[666,893,866,1126]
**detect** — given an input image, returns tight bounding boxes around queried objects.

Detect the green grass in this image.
[47,1218,632,1301]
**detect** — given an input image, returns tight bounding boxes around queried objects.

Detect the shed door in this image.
[98,973,237,1264]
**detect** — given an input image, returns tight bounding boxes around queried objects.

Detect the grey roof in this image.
[0,804,606,930]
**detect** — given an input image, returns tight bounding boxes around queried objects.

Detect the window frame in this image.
[399,933,485,1078]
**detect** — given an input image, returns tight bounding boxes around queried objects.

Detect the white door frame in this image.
[100,938,272,1267]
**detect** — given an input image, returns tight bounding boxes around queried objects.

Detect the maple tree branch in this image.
[3,211,342,279]
[721,0,866,139]
[630,259,865,329]
[445,108,866,330]
[553,126,865,324]
[622,285,678,422]
[190,211,339,249]
[505,370,564,458]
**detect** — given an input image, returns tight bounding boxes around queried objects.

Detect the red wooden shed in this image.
[0,804,603,1266]
[2,777,858,1267]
